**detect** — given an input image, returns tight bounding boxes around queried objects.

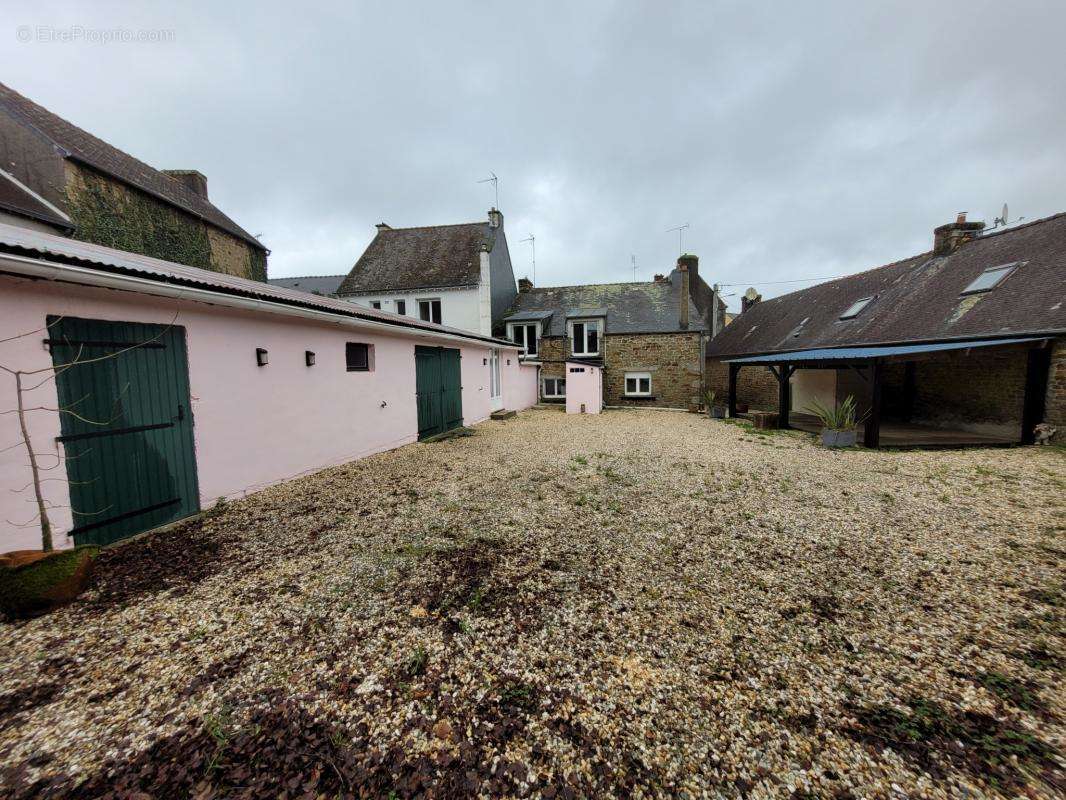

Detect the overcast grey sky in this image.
[4,1,1065,309]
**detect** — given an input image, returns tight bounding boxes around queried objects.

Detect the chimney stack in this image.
[488,208,503,229]
[933,212,984,255]
[375,222,392,233]
[163,170,208,199]
[677,253,699,287]
[741,287,762,313]
[678,259,690,329]
[518,277,533,293]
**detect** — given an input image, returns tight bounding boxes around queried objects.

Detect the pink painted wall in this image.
[504,359,539,412]
[564,362,603,415]
[0,275,514,551]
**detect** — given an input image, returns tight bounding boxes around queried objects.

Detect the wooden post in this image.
[902,361,916,422]
[864,359,882,448]
[728,363,739,418]
[777,363,791,429]
[1021,345,1051,444]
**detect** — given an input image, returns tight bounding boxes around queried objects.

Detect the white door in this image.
[489,348,503,411]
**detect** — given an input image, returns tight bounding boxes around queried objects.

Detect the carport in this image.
[724,337,1052,448]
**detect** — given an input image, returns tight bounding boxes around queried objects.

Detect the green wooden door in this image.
[47,316,200,546]
[415,345,463,439]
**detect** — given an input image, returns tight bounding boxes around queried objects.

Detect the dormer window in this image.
[507,322,540,356]
[961,263,1017,295]
[839,297,873,320]
[569,319,601,356]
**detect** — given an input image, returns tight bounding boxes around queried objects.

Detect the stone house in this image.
[337,209,517,338]
[706,212,1066,447]
[504,255,726,409]
[0,82,267,279]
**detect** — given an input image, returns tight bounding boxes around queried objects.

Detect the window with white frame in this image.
[569,318,601,356]
[543,376,566,398]
[418,299,442,325]
[507,322,539,356]
[624,372,652,396]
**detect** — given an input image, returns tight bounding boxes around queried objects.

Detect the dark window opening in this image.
[396,300,406,315]
[370,301,381,310]
[419,299,442,325]
[346,342,370,371]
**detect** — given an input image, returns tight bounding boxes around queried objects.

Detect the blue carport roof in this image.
[723,337,1046,364]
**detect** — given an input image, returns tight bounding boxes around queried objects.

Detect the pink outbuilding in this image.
[0,223,538,551]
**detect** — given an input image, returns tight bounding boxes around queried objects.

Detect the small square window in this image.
[370,301,382,310]
[543,377,566,398]
[839,297,873,320]
[624,372,652,396]
[961,264,1016,295]
[346,342,371,371]
[396,300,406,315]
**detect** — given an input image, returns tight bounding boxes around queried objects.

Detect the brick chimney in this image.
[375,222,392,233]
[163,169,208,199]
[933,212,984,255]
[488,208,503,229]
[653,273,667,283]
[518,277,533,293]
[677,260,690,329]
[741,287,762,313]
[678,253,699,287]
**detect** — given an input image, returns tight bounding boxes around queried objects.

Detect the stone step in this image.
[490,409,517,420]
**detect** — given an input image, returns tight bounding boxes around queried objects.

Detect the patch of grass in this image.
[404,646,428,677]
[968,670,1043,713]
[572,455,588,466]
[1013,642,1060,671]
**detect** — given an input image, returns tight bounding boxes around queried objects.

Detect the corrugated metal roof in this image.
[0,221,516,348]
[724,337,1046,364]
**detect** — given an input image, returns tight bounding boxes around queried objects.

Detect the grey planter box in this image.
[821,428,857,448]
[710,406,726,419]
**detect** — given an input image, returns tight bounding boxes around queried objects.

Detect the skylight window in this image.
[839,297,873,320]
[961,264,1016,295]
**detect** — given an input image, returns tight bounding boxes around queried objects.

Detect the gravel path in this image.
[1,409,1063,798]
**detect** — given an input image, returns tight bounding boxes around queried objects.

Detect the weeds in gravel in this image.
[846,696,1057,789]
[404,646,428,677]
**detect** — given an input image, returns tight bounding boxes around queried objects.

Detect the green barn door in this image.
[414,345,463,440]
[47,316,200,546]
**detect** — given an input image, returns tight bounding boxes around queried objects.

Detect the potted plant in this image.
[804,394,867,448]
[704,390,726,419]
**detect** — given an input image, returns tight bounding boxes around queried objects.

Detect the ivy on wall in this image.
[65,165,266,281]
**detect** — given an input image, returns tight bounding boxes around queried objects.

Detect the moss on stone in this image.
[0,546,99,618]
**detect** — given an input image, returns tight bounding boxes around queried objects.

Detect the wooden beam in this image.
[902,361,916,422]
[728,363,739,418]
[777,362,791,429]
[864,359,882,448]
[1021,346,1052,444]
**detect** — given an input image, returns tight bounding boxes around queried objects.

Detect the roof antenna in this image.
[477,171,499,209]
[991,202,1024,231]
[666,223,689,256]
[631,254,637,281]
[520,233,535,284]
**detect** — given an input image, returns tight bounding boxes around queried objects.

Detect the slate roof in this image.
[267,274,346,296]
[337,222,496,295]
[707,212,1066,358]
[0,170,71,230]
[0,82,266,251]
[504,271,706,336]
[0,221,515,349]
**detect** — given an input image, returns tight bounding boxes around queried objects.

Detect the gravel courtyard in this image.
[1,409,1063,798]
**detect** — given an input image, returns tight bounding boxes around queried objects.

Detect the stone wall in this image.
[706,358,778,410]
[64,163,265,280]
[1043,337,1066,431]
[537,332,704,409]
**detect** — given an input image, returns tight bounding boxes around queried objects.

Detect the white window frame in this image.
[506,321,540,356]
[418,298,442,325]
[542,376,567,398]
[839,297,873,320]
[489,348,501,400]
[568,318,601,356]
[624,371,652,397]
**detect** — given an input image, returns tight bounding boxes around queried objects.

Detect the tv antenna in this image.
[477,171,499,209]
[520,233,535,284]
[631,254,637,281]
[991,203,1024,231]
[666,223,689,256]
